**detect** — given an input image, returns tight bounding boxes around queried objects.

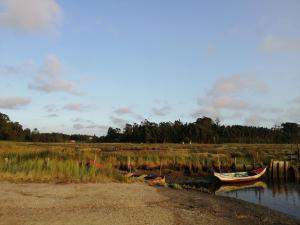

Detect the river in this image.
[215,180,300,219]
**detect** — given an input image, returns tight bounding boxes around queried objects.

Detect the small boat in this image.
[214,167,266,183]
[86,159,103,170]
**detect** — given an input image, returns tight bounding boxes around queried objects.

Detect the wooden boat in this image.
[86,159,103,169]
[214,167,266,183]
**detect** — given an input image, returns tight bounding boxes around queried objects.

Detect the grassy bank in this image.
[0,141,298,182]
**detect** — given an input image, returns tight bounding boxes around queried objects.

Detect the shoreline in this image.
[0,182,298,225]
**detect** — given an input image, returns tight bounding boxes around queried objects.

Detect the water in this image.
[215,181,300,219]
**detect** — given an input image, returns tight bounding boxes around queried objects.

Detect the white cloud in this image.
[29,54,78,94]
[212,96,249,110]
[72,118,93,123]
[152,105,172,116]
[193,75,294,126]
[0,97,31,109]
[208,74,267,96]
[192,74,268,122]
[0,61,33,77]
[113,106,144,122]
[71,118,109,133]
[259,37,300,53]
[114,107,132,115]
[0,0,62,32]
[46,113,58,118]
[63,103,90,112]
[31,79,75,93]
[44,104,58,112]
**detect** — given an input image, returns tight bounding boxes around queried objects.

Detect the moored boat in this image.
[214,167,266,183]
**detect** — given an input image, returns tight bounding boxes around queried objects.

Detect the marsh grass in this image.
[0,141,297,182]
[0,150,124,182]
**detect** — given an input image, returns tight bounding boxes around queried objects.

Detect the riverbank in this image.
[0,182,298,225]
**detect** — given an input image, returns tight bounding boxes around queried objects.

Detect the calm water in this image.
[215,181,300,219]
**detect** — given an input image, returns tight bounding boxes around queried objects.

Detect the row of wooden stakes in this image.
[269,160,300,181]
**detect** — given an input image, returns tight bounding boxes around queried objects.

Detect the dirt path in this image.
[0,182,298,225]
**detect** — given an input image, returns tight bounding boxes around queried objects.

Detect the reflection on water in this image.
[215,180,300,219]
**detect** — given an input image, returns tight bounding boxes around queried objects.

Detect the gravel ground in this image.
[0,182,298,225]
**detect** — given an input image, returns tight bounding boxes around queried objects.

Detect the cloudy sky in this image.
[0,0,299,135]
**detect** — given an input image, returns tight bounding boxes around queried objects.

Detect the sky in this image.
[0,0,300,136]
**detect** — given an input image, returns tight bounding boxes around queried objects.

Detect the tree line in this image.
[101,117,300,144]
[0,113,95,143]
[1,112,299,144]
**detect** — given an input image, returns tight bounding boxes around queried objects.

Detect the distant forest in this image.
[0,112,299,144]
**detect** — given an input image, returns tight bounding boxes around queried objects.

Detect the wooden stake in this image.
[159,159,162,176]
[217,154,221,172]
[127,156,131,172]
[297,144,300,162]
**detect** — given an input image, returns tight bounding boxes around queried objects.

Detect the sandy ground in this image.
[0,182,298,225]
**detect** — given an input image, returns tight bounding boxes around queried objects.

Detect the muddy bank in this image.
[0,182,298,225]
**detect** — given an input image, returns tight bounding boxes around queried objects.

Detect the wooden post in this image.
[159,159,162,176]
[217,154,221,172]
[127,156,131,173]
[274,160,277,179]
[270,159,273,179]
[297,144,300,162]
[94,150,97,163]
[234,157,237,169]
[252,152,256,169]
[284,160,289,180]
[278,161,285,179]
[290,144,294,162]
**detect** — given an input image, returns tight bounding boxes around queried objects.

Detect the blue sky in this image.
[0,0,300,135]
